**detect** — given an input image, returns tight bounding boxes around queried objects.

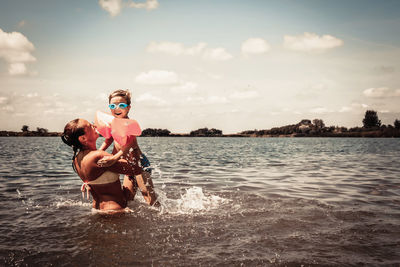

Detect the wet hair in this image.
[108,89,131,106]
[61,119,85,172]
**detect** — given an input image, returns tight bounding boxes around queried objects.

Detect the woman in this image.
[61,118,142,211]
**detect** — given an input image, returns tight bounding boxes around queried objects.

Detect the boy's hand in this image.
[97,156,118,167]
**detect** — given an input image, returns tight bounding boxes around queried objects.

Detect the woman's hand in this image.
[97,155,119,167]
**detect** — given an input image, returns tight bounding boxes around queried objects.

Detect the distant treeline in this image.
[139,110,400,138]
[0,125,60,137]
[240,120,400,138]
[1,110,399,138]
[140,127,223,137]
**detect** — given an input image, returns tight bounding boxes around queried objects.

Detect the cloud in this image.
[135,70,179,85]
[363,87,400,98]
[146,41,207,56]
[0,28,36,75]
[99,0,123,17]
[206,95,229,104]
[128,0,159,10]
[185,96,229,105]
[241,38,270,55]
[2,105,14,112]
[339,103,369,113]
[25,92,38,98]
[203,47,233,61]
[283,32,343,53]
[95,92,108,100]
[171,82,198,93]
[99,0,159,17]
[147,41,233,61]
[339,106,352,113]
[136,93,168,106]
[309,107,333,114]
[229,90,259,99]
[0,96,8,104]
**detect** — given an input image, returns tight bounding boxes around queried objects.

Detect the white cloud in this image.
[206,95,229,104]
[0,28,36,75]
[135,70,179,85]
[146,41,207,56]
[2,105,14,112]
[26,92,38,98]
[98,0,123,17]
[128,0,159,10]
[203,47,233,61]
[309,107,333,114]
[147,41,233,61]
[339,103,369,113]
[283,32,343,53]
[0,96,8,104]
[339,106,352,113]
[171,82,198,93]
[241,38,270,55]
[95,92,108,100]
[99,0,159,17]
[185,95,229,105]
[136,93,167,106]
[9,63,27,75]
[363,87,400,98]
[229,90,259,99]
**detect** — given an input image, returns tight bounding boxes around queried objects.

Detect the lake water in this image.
[0,137,399,266]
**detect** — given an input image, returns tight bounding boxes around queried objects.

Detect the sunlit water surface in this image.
[0,137,399,266]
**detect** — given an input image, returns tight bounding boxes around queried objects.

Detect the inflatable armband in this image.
[94,111,142,146]
[94,111,113,139]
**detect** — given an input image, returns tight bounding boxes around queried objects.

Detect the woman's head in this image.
[61,119,98,171]
[108,89,131,118]
[61,119,98,151]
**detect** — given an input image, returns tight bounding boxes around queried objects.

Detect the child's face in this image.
[109,96,131,118]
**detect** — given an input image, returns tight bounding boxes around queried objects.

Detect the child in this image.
[97,89,158,206]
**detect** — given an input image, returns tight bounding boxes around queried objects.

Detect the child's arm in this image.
[97,136,138,167]
[98,137,113,151]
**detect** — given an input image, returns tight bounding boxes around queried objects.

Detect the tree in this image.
[141,128,170,136]
[21,125,29,132]
[312,119,325,133]
[362,110,381,128]
[190,127,223,136]
[36,127,48,135]
[313,119,325,129]
[394,119,400,129]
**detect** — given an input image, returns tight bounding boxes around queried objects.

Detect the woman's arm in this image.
[88,150,142,177]
[97,136,139,167]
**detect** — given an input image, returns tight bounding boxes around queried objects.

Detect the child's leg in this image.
[135,171,159,207]
[123,175,137,201]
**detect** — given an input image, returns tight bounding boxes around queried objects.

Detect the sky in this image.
[0,0,400,133]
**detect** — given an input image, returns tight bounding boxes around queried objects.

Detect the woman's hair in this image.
[109,89,131,106]
[61,119,86,172]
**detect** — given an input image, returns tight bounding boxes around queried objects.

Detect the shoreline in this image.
[1,132,399,138]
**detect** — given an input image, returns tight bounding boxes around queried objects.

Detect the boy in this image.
[98,89,158,206]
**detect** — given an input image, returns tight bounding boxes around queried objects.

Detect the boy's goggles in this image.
[109,103,129,109]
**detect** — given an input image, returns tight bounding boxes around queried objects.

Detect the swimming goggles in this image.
[109,103,129,109]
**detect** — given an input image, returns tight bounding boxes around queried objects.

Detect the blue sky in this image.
[1,0,399,133]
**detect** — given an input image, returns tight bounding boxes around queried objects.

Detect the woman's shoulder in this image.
[80,150,111,180]
[81,150,107,167]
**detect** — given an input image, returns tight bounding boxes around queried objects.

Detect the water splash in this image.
[53,199,91,208]
[16,188,40,209]
[158,186,228,215]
